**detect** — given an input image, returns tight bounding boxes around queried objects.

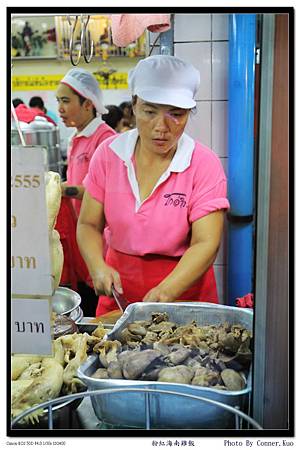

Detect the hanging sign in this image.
[11,298,52,355]
[11,146,53,296]
[12,73,128,91]
[12,74,63,91]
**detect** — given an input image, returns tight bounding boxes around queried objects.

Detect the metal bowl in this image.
[51,287,81,316]
[69,306,84,323]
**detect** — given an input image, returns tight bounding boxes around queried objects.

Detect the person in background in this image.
[12,98,38,123]
[20,21,33,56]
[29,96,58,125]
[119,100,135,129]
[54,68,116,316]
[12,98,24,108]
[102,105,123,132]
[77,55,230,316]
[29,96,57,126]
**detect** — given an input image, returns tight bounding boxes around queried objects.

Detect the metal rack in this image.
[66,15,94,65]
[65,14,174,65]
[11,13,174,65]
[11,387,263,430]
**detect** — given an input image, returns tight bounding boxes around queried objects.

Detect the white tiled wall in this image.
[212,14,229,40]
[149,14,228,303]
[212,101,228,157]
[149,14,229,302]
[175,42,212,101]
[174,13,229,302]
[212,41,229,100]
[185,102,211,147]
[174,14,211,42]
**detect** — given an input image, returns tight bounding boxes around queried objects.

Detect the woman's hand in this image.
[91,264,123,297]
[77,191,123,298]
[143,283,176,303]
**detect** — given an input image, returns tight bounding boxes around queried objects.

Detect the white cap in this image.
[128,55,200,109]
[60,68,108,115]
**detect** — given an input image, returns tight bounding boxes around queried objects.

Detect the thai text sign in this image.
[12,73,128,91]
[11,298,52,355]
[11,147,53,296]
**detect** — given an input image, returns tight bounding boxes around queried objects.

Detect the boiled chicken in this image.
[11,343,64,424]
[45,171,62,230]
[50,229,64,292]
[157,365,194,384]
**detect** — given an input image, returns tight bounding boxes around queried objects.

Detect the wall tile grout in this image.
[174,40,229,44]
[210,14,213,150]
[196,100,228,102]
[173,14,229,288]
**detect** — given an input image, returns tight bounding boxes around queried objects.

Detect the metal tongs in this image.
[111,285,128,313]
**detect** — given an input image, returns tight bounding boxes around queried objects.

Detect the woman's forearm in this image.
[161,241,218,298]
[76,223,105,276]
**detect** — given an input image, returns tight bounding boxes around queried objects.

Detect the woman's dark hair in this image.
[119,100,134,117]
[29,96,45,110]
[119,101,132,111]
[74,91,97,117]
[12,98,24,108]
[102,105,123,130]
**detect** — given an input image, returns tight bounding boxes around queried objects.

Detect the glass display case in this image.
[11,15,57,59]
[11,14,146,61]
[55,15,146,61]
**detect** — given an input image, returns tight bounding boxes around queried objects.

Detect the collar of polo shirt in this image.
[109,128,195,173]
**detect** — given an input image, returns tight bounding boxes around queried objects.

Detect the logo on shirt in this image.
[163,193,187,208]
[76,152,89,164]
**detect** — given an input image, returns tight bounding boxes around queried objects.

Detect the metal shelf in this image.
[11,387,263,430]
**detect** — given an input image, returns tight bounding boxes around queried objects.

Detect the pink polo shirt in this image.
[83,129,230,257]
[66,117,116,216]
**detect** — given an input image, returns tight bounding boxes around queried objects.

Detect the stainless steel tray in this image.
[78,303,253,429]
[77,318,115,334]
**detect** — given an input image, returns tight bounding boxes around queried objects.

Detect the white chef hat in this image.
[60,68,108,115]
[128,55,200,109]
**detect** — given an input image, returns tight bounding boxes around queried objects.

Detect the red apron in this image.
[95,247,218,316]
[55,197,89,290]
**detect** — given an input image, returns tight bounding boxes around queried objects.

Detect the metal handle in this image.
[11,102,26,146]
[67,15,81,66]
[111,285,124,313]
[67,15,94,66]
[81,15,94,63]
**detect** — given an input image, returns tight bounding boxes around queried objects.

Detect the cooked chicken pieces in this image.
[91,312,252,392]
[158,366,194,384]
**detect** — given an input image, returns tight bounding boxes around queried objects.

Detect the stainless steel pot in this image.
[11,118,63,174]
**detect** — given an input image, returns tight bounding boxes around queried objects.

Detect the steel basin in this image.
[51,287,81,316]
[78,302,253,429]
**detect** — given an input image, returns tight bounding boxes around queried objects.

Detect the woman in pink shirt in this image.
[77,55,230,316]
[56,68,116,214]
[54,68,116,315]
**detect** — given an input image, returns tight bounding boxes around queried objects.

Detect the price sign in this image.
[11,147,53,296]
[11,298,52,355]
